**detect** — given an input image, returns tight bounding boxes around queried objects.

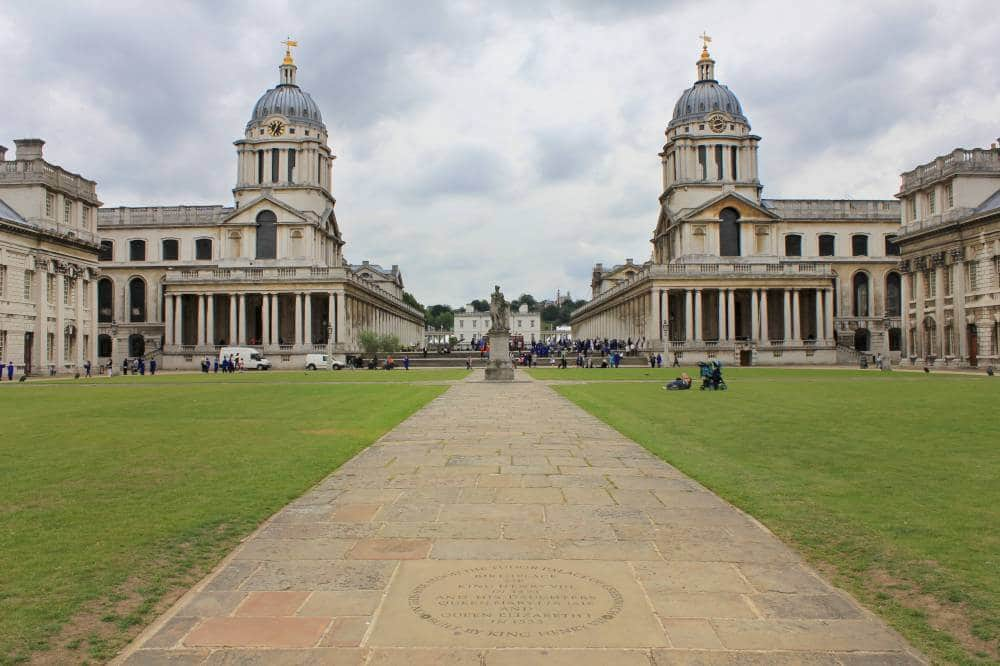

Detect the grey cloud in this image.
[533,126,610,181]
[407,145,512,199]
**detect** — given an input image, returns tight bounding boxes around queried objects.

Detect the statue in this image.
[489,285,510,333]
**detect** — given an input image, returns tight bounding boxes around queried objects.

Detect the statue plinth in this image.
[485,329,515,381]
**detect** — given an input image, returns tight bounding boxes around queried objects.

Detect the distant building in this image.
[894,142,1000,367]
[0,139,101,374]
[572,42,902,365]
[453,302,541,344]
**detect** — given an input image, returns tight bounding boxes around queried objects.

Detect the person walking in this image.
[150,358,157,375]
[7,360,13,381]
[403,355,410,371]
[84,360,91,377]
[122,358,129,375]
[656,352,663,368]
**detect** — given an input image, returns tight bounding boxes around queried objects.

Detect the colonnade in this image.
[576,285,835,348]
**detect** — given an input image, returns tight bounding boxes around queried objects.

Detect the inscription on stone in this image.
[407,563,623,638]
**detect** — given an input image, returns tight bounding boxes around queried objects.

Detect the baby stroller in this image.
[697,360,727,391]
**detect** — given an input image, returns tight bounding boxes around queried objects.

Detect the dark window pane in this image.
[818,235,835,256]
[852,235,868,256]
[784,235,802,257]
[195,238,212,260]
[162,239,179,261]
[885,235,900,256]
[256,210,277,259]
[98,240,114,261]
[98,278,113,323]
[129,278,146,322]
[886,272,902,316]
[129,240,146,261]
[271,149,279,183]
[287,148,296,182]
[719,208,741,257]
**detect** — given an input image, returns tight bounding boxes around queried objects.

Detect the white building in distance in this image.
[453,302,541,344]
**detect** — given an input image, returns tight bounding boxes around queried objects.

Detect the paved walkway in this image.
[118,374,923,665]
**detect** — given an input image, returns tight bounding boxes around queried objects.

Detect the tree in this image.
[469,299,490,312]
[359,330,380,354]
[425,304,455,331]
[515,293,537,309]
[378,333,400,352]
[402,291,423,311]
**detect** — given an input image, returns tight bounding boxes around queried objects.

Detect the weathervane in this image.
[281,36,298,65]
[700,31,712,57]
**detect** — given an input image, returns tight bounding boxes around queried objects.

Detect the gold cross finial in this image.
[281,36,298,65]
[700,31,712,58]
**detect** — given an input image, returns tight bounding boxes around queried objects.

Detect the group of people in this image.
[363,354,410,370]
[208,355,245,373]
[0,361,16,381]
[120,357,156,376]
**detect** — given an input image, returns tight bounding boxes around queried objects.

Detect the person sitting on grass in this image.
[664,372,692,390]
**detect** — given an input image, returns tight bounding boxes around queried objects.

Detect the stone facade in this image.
[572,46,902,365]
[453,302,541,345]
[0,139,102,375]
[895,144,1000,367]
[95,49,424,369]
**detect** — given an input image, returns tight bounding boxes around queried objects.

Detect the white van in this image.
[218,346,271,370]
[305,353,346,370]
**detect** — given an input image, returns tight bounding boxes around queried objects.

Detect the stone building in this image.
[894,143,1000,367]
[453,302,541,345]
[95,44,424,368]
[0,139,101,375]
[572,42,903,365]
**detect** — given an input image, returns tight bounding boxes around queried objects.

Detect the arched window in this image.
[98,278,113,323]
[98,240,114,261]
[784,235,802,257]
[162,239,179,261]
[719,208,741,257]
[129,239,146,261]
[98,334,112,358]
[195,238,213,260]
[818,234,836,256]
[129,277,146,322]
[853,272,870,317]
[854,328,871,352]
[885,272,902,316]
[128,333,145,357]
[851,234,869,257]
[255,210,277,259]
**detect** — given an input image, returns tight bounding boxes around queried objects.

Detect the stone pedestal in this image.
[485,331,515,381]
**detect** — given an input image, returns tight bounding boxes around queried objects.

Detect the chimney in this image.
[0,145,7,161]
[14,138,45,161]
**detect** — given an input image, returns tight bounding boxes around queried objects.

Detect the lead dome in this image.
[247,50,325,131]
[668,46,747,129]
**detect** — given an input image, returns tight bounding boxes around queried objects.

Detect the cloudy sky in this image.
[3,0,998,305]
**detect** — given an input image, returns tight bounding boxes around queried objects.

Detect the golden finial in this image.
[281,36,298,65]
[699,31,712,58]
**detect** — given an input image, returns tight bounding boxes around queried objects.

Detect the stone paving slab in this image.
[115,374,924,664]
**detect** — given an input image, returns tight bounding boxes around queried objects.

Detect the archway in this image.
[885,272,901,316]
[854,328,870,352]
[967,324,978,366]
[128,333,145,357]
[256,210,277,259]
[129,277,146,322]
[98,278,114,323]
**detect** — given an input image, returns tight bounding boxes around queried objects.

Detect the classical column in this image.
[750,289,759,342]
[760,289,769,343]
[648,288,659,343]
[914,270,925,357]
[55,273,65,368]
[206,294,215,347]
[75,277,85,368]
[238,294,247,345]
[954,260,967,361]
[791,289,801,341]
[814,289,824,343]
[336,292,347,346]
[270,294,279,345]
[935,265,946,358]
[693,289,703,342]
[684,290,694,341]
[304,293,313,347]
[824,288,835,343]
[164,290,174,346]
[726,289,735,342]
[900,274,911,356]
[328,292,336,343]
[294,293,303,346]
[229,294,237,346]
[261,292,270,346]
[717,289,726,341]
[174,294,184,346]
[783,290,792,342]
[196,294,206,346]
[89,278,98,361]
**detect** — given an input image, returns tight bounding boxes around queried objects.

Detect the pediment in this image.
[680,192,779,223]
[222,194,310,225]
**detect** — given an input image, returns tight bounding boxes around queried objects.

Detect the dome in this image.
[669,80,746,128]
[249,65,325,131]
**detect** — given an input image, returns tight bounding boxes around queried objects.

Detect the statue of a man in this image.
[489,285,510,332]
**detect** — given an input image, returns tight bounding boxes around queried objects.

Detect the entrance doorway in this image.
[739,349,752,366]
[23,332,33,375]
[129,334,145,357]
[967,324,978,366]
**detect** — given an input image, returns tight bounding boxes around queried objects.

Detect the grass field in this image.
[0,378,447,663]
[26,367,470,385]
[548,368,999,665]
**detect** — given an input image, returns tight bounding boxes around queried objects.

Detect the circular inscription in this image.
[407,563,624,638]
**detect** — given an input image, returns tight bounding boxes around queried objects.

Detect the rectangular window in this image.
[928,190,936,213]
[908,198,916,221]
[818,235,835,256]
[885,235,900,256]
[162,239,179,261]
[287,148,296,182]
[784,235,802,256]
[968,261,979,290]
[129,239,146,261]
[81,205,90,228]
[697,146,707,180]
[926,271,936,298]
[271,149,279,183]
[23,270,33,300]
[63,199,72,224]
[47,274,55,303]
[945,182,954,208]
[944,266,953,296]
[45,192,54,218]
[47,332,54,360]
[851,235,868,257]
[257,150,264,184]
[195,238,212,260]
[714,145,724,180]
[82,280,88,307]
[730,146,738,180]
[63,279,72,305]
[99,240,114,261]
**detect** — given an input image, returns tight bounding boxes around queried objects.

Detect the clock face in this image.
[709,114,726,133]
[267,120,286,137]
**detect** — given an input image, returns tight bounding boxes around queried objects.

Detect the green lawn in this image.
[0,381,446,663]
[553,369,999,665]
[28,367,470,385]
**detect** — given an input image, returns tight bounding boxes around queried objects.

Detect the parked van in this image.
[218,346,271,370]
[305,353,346,370]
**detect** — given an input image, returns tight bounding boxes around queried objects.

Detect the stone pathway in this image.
[118,374,923,665]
